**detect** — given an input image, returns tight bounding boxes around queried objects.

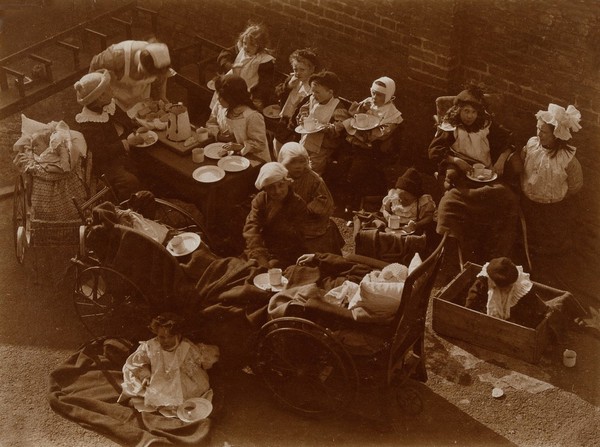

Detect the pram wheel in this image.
[12,175,29,264]
[73,266,151,339]
[255,317,358,417]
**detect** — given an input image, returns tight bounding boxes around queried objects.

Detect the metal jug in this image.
[166,104,192,142]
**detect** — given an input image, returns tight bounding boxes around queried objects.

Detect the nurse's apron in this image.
[111,41,157,112]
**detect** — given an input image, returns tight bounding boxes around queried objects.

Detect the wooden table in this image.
[132,141,262,235]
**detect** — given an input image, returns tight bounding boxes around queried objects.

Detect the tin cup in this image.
[268,268,283,286]
[192,148,205,163]
[196,127,210,143]
[388,215,401,230]
[563,349,576,367]
[472,163,485,177]
[170,235,185,254]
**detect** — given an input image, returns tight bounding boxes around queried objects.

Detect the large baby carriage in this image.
[254,234,447,423]
[12,117,89,269]
[71,189,210,339]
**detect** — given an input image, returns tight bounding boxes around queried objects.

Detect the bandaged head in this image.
[535,103,582,141]
[278,142,309,166]
[371,76,396,103]
[74,69,111,106]
[255,162,290,190]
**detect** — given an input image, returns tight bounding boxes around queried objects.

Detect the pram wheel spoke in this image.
[73,266,151,340]
[13,175,29,264]
[256,318,358,417]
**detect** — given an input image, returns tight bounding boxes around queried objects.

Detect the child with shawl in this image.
[243,162,308,268]
[278,142,343,254]
[520,104,583,254]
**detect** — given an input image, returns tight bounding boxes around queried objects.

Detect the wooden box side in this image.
[432,263,544,363]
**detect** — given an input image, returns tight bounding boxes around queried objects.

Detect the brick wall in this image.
[153,0,599,255]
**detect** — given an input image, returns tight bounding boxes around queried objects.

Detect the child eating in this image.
[381,168,436,234]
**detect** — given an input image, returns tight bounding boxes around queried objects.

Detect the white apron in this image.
[300,96,339,154]
[111,41,157,112]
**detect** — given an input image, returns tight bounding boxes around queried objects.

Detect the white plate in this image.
[177,398,213,422]
[206,79,216,91]
[263,104,281,119]
[350,114,380,131]
[192,165,226,183]
[129,130,158,148]
[204,142,227,159]
[295,124,326,134]
[466,172,498,183]
[385,227,416,235]
[253,272,289,292]
[218,155,250,172]
[166,232,201,257]
[158,407,178,418]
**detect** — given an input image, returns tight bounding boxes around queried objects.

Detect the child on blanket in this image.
[120,313,219,415]
[381,168,436,234]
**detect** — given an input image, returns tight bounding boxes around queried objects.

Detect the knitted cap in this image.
[278,142,309,166]
[255,162,289,190]
[395,168,422,197]
[74,69,111,106]
[487,257,518,288]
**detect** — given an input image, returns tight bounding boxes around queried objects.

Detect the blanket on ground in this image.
[48,337,212,447]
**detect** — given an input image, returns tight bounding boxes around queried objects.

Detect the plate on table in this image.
[253,272,289,292]
[263,104,281,119]
[218,155,250,172]
[384,227,416,235]
[466,172,498,183]
[295,124,326,134]
[177,398,213,422]
[166,232,201,257]
[128,130,158,148]
[350,114,380,131]
[206,79,216,91]
[204,142,227,159]
[192,165,226,183]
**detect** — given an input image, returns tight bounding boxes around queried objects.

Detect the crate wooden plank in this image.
[432,262,558,364]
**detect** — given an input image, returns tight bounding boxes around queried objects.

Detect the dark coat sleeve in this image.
[428,129,456,166]
[465,276,488,311]
[217,45,237,72]
[487,121,513,164]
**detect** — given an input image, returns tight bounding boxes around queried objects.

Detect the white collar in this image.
[75,99,116,123]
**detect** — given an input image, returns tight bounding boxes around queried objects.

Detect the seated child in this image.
[465,257,548,328]
[343,76,403,149]
[120,313,219,414]
[381,168,436,234]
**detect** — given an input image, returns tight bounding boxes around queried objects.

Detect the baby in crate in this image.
[119,313,219,415]
[381,168,435,234]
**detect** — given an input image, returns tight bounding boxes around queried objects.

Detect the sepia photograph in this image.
[0,0,598,445]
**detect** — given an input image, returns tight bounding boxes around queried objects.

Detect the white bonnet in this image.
[535,103,582,141]
[145,43,171,69]
[277,142,309,166]
[74,69,111,106]
[255,162,290,190]
[371,76,395,103]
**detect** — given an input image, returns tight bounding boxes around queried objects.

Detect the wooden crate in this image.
[432,262,562,364]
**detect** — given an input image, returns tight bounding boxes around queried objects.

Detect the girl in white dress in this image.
[520,103,583,254]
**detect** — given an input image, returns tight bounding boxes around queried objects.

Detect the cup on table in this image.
[388,215,401,229]
[563,349,577,367]
[354,113,370,128]
[192,147,205,163]
[170,235,186,254]
[268,268,283,286]
[196,127,210,143]
[303,117,318,131]
[472,163,485,177]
